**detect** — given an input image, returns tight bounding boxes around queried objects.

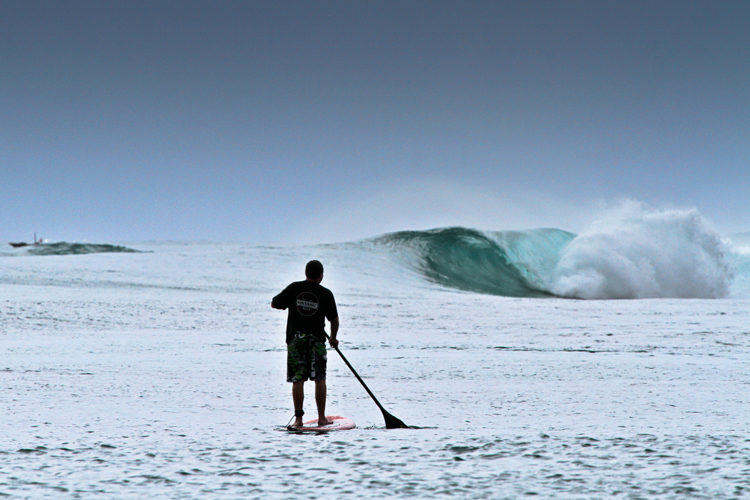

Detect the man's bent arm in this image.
[329,317,339,348]
[271,291,287,310]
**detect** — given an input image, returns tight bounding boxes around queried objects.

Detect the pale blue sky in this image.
[1,0,748,243]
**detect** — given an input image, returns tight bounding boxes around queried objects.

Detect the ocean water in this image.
[2,209,750,498]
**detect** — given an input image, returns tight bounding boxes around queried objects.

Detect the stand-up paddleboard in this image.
[286,415,355,432]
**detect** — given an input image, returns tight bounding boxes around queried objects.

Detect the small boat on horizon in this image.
[8,233,45,248]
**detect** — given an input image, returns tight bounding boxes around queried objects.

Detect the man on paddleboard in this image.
[272,260,339,427]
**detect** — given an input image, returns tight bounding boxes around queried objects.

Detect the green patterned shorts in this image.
[287,332,327,382]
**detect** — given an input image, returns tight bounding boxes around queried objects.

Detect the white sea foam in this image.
[551,202,732,299]
[1,240,750,497]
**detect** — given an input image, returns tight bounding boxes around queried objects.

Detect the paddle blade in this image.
[383,410,408,429]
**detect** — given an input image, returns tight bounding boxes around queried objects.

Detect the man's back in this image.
[272,280,338,343]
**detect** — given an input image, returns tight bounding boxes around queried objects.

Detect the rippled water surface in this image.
[2,243,749,498]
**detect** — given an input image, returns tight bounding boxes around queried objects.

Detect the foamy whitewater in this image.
[2,207,750,498]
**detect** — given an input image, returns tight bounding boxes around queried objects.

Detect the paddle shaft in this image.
[332,343,388,414]
[325,334,407,428]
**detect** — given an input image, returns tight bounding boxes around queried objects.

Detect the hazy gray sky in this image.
[2,0,748,243]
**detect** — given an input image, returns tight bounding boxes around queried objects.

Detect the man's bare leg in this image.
[315,380,332,425]
[292,381,305,426]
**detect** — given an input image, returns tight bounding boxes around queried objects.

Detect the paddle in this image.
[326,334,408,429]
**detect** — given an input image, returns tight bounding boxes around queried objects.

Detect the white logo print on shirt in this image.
[296,292,319,316]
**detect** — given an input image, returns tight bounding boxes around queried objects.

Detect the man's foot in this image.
[291,419,303,428]
[318,417,333,426]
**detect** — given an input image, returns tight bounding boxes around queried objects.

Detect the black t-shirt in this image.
[272,280,338,344]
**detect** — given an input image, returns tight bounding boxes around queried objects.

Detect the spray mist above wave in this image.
[375,204,735,299]
[551,204,732,299]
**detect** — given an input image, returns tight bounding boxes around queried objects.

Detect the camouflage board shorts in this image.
[287,332,327,382]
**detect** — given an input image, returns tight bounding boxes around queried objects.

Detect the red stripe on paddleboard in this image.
[288,415,355,432]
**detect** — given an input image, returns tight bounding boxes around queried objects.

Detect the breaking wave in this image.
[376,205,738,299]
[551,205,732,299]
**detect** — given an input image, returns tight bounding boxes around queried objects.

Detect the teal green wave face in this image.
[377,227,575,298]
